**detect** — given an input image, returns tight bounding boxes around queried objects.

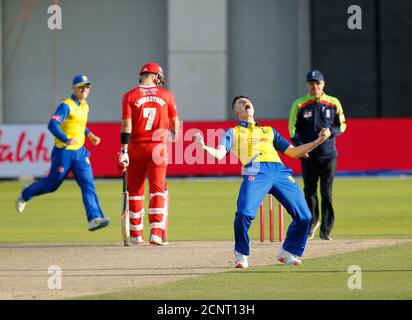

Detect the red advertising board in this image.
[85,118,412,177]
[2,118,411,178]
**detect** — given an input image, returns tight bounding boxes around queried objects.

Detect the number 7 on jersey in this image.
[143,108,157,130]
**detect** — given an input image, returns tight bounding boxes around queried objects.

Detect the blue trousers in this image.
[234,162,312,257]
[22,146,104,222]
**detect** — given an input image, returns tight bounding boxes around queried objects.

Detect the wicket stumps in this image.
[259,195,284,242]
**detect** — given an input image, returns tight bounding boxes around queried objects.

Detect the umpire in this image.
[288,70,346,240]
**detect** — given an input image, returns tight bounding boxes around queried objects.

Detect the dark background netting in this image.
[312,0,412,118]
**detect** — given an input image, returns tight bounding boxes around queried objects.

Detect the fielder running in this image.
[117,62,180,245]
[16,75,110,231]
[194,96,331,268]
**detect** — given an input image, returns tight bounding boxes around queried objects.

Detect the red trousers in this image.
[127,142,168,241]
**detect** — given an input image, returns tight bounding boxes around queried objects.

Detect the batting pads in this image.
[129,191,168,243]
[148,191,168,239]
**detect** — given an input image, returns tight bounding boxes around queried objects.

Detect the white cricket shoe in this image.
[234,250,249,268]
[130,236,145,245]
[16,197,27,213]
[276,246,302,266]
[88,217,111,231]
[308,221,320,240]
[149,234,168,246]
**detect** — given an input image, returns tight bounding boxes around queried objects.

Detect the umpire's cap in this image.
[306,70,324,82]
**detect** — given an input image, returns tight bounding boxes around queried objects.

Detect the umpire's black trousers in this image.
[301,157,336,237]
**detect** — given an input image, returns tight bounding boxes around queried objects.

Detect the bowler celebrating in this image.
[16,75,110,232]
[195,96,331,268]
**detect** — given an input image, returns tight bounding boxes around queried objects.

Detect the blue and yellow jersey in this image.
[288,92,346,159]
[48,95,90,150]
[219,121,291,166]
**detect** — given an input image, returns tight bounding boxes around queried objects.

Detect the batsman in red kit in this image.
[117,62,180,246]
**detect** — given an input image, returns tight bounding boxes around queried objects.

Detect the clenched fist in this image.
[318,128,331,143]
[193,132,205,149]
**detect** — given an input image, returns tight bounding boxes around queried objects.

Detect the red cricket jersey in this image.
[122,85,178,143]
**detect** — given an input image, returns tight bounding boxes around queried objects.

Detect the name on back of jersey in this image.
[134,96,166,108]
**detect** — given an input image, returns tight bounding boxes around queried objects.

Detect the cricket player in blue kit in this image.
[194,96,331,268]
[16,75,110,231]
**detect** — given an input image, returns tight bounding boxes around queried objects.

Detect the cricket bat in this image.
[121,170,130,246]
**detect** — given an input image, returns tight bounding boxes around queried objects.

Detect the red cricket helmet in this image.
[139,62,165,85]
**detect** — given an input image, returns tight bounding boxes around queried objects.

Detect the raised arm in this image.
[194,132,227,161]
[284,128,331,159]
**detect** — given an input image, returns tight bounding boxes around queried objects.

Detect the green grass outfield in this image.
[1,177,411,299]
[1,177,411,242]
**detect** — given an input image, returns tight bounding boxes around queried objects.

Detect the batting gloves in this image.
[116,148,129,172]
